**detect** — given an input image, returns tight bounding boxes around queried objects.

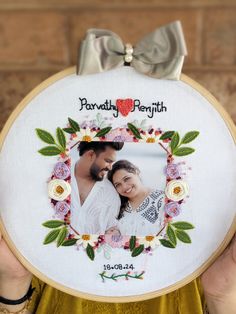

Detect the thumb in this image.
[230,233,236,262]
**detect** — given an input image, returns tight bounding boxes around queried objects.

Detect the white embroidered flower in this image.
[138,235,160,249]
[140,132,159,143]
[77,234,99,249]
[76,127,99,142]
[48,179,71,201]
[165,180,189,201]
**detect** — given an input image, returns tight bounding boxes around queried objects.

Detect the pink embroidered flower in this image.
[54,162,70,180]
[165,163,181,179]
[164,201,181,217]
[55,201,70,217]
[105,234,130,248]
[59,152,69,160]
[105,128,134,142]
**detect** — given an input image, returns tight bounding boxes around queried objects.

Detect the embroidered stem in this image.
[156,223,167,236]
[100,271,145,282]
[69,224,80,236]
[70,140,81,150]
[158,142,170,154]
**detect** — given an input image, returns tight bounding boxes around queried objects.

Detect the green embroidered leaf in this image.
[57,227,68,247]
[175,230,191,243]
[167,225,177,246]
[36,129,55,144]
[104,251,111,260]
[62,238,78,246]
[43,229,61,245]
[127,123,142,139]
[56,127,66,150]
[159,239,176,248]
[170,132,180,152]
[39,146,63,156]
[63,127,76,134]
[173,147,195,156]
[86,243,95,261]
[42,220,65,228]
[38,146,62,156]
[159,131,175,140]
[96,127,112,137]
[68,118,80,132]
[129,236,136,251]
[97,246,103,253]
[131,244,144,257]
[181,131,199,144]
[171,221,195,230]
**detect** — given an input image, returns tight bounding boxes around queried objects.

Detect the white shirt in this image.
[118,190,165,236]
[70,160,120,234]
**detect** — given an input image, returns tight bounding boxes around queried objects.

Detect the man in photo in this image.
[70,141,124,235]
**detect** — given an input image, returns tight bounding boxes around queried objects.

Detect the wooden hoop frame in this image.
[0,67,236,303]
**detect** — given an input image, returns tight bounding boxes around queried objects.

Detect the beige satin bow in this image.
[77,21,187,80]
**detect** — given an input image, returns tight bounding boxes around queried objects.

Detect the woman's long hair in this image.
[107,160,140,219]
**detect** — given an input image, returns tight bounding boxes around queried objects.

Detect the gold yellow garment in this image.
[29,277,204,314]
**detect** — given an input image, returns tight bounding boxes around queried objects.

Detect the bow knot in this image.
[124,43,134,63]
[77,21,187,80]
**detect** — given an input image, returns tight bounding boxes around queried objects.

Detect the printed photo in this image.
[70,141,166,236]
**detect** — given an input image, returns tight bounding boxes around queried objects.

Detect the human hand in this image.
[0,230,32,311]
[0,231,31,281]
[201,233,236,314]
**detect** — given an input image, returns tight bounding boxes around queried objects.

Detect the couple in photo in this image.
[70,141,165,236]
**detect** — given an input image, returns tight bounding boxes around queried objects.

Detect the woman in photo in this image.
[108,160,165,236]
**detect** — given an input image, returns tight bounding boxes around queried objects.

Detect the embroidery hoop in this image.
[0,66,236,302]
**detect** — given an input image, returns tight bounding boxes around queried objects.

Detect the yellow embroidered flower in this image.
[76,128,99,142]
[138,235,160,249]
[48,179,71,201]
[77,234,99,248]
[165,180,189,201]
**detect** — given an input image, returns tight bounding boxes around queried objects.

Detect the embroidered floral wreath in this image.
[36,113,199,261]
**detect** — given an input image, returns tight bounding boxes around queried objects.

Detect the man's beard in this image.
[90,163,108,181]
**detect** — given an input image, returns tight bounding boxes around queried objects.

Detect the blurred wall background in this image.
[0,0,236,130]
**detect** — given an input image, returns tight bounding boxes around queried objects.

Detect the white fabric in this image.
[70,158,120,234]
[118,190,165,236]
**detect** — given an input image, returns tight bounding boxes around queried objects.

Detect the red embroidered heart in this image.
[116,99,134,117]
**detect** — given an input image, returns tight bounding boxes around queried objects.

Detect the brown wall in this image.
[0,0,236,130]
